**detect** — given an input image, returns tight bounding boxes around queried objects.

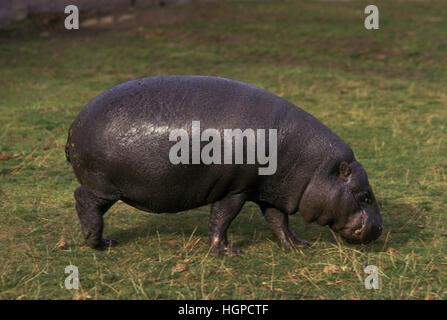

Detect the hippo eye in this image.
[359,192,372,205]
[339,161,351,179]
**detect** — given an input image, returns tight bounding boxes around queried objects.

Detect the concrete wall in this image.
[0,0,197,27]
[0,0,27,27]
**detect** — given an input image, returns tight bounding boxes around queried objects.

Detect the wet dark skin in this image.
[66,75,382,254]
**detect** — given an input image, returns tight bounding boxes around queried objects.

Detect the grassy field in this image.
[0,0,446,300]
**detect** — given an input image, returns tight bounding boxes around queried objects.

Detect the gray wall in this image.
[0,0,199,27]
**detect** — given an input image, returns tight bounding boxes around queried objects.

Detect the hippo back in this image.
[66,75,352,214]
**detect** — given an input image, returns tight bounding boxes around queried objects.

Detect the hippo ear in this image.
[339,161,351,179]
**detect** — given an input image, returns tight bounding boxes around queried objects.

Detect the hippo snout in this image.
[359,212,382,243]
[340,207,382,244]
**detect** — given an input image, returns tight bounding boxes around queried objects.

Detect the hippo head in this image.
[299,160,382,244]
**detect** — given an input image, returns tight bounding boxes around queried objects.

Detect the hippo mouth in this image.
[341,210,366,244]
[339,208,382,244]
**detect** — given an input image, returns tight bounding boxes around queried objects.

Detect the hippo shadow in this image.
[106,200,432,252]
[107,203,265,248]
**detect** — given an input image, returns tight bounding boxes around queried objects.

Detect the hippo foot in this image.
[91,238,118,250]
[209,244,242,256]
[281,236,311,250]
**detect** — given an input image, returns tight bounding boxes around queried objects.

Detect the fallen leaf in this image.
[12,154,21,159]
[0,152,9,160]
[323,264,339,274]
[386,247,397,256]
[417,224,425,229]
[327,281,341,286]
[424,292,438,300]
[74,291,91,300]
[171,263,188,273]
[25,154,34,160]
[56,237,67,249]
[296,267,309,276]
[16,294,26,300]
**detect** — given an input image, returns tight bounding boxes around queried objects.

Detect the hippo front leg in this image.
[208,193,247,255]
[259,204,310,249]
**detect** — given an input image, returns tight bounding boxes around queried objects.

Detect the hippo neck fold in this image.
[255,104,354,218]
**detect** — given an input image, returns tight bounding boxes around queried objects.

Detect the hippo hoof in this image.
[282,237,311,250]
[94,238,118,250]
[210,245,242,256]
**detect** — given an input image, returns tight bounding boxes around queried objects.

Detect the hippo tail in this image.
[65,129,72,163]
[65,141,71,163]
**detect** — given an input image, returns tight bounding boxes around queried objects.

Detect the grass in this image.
[0,0,446,300]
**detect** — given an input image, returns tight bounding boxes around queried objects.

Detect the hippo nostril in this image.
[374,224,382,233]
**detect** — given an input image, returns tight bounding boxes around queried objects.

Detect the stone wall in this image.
[0,0,198,27]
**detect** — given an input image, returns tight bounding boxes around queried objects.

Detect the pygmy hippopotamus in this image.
[66,75,382,254]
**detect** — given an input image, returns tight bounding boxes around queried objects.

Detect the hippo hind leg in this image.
[259,204,310,249]
[74,186,118,250]
[209,193,247,255]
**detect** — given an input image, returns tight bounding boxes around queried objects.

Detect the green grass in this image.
[0,0,446,300]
